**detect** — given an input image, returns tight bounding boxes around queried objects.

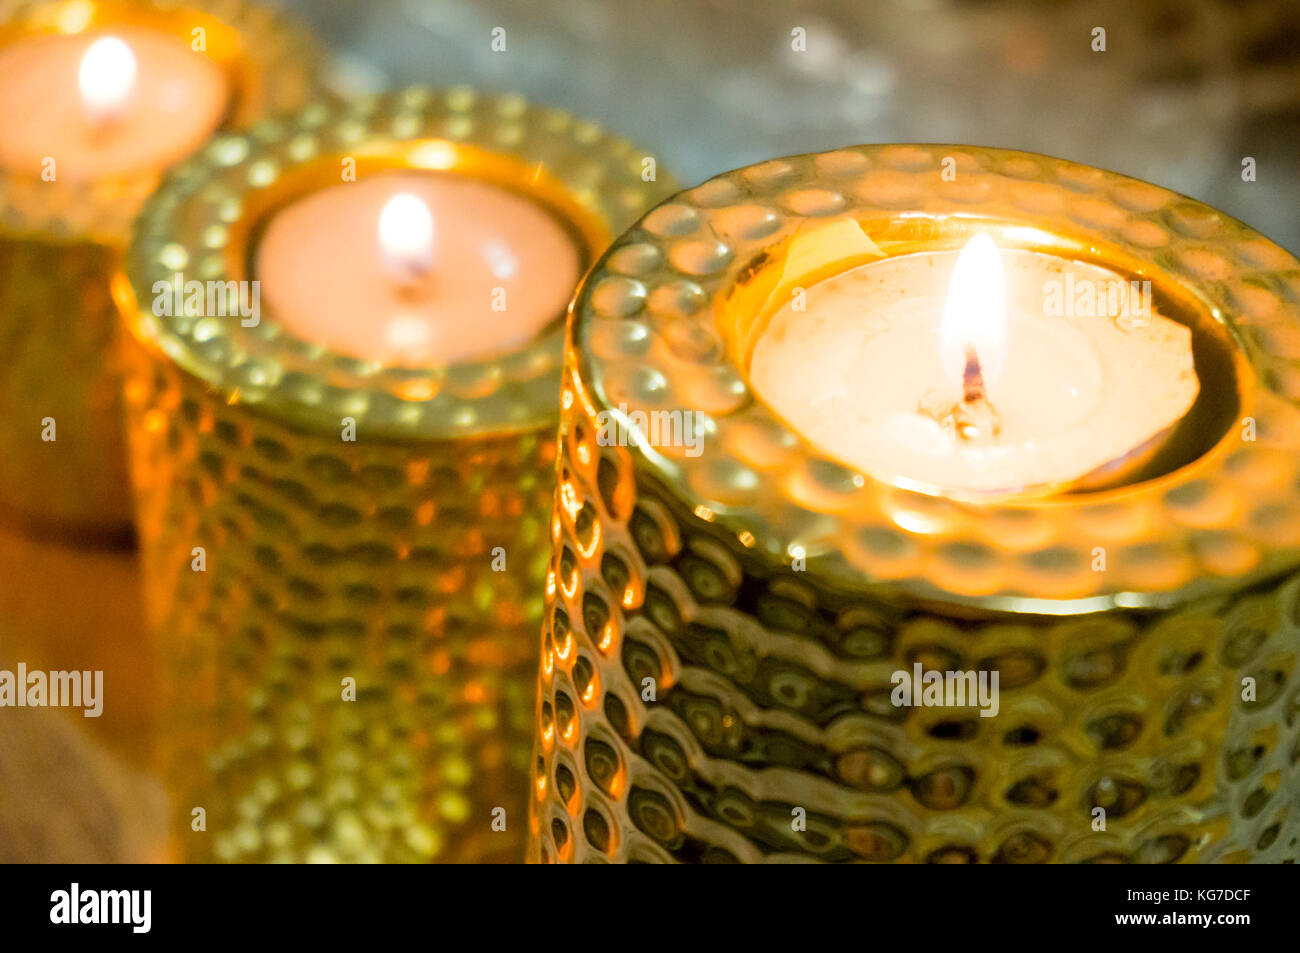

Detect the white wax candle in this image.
[749,239,1199,496]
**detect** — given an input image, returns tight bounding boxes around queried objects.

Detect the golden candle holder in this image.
[531,144,1300,863]
[115,87,675,862]
[0,0,318,538]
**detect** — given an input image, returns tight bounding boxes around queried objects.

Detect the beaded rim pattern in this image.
[569,144,1300,611]
[119,87,677,441]
[0,0,321,243]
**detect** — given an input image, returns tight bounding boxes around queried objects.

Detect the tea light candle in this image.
[256,172,582,366]
[0,26,229,180]
[533,144,1300,865]
[750,233,1200,496]
[118,89,675,863]
[0,0,318,537]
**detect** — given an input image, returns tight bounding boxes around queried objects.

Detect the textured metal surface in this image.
[125,347,554,861]
[0,0,319,536]
[119,89,674,861]
[569,144,1300,609]
[529,145,1300,863]
[535,408,1300,863]
[532,386,1300,862]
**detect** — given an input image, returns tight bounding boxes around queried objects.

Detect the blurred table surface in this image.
[296,0,1300,254]
[0,524,166,863]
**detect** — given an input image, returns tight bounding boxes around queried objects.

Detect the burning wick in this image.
[922,342,1002,441]
[922,234,1006,440]
[962,344,986,404]
[377,192,435,291]
[942,343,1001,440]
[78,36,137,128]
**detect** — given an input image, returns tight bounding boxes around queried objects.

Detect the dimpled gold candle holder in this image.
[0,0,317,538]
[115,88,674,862]
[530,144,1300,864]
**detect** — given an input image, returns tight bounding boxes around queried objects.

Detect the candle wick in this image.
[377,192,436,294]
[395,270,432,299]
[380,247,434,295]
[962,345,986,405]
[954,395,1003,441]
[85,113,121,142]
[920,346,1004,443]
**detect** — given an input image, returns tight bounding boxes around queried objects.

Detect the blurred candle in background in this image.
[0,0,318,538]
[0,1,317,867]
[0,26,228,179]
[117,89,674,862]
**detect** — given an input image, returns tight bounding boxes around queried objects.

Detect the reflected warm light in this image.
[377,192,434,283]
[939,233,1006,391]
[79,36,136,124]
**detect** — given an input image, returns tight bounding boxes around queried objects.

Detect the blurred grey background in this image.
[283,0,1300,252]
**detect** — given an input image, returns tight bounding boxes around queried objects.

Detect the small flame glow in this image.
[939,233,1006,390]
[78,36,136,124]
[377,192,435,284]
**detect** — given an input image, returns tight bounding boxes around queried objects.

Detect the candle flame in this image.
[940,233,1006,393]
[378,192,435,285]
[78,36,136,124]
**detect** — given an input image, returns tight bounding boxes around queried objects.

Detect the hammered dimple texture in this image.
[124,86,677,442]
[574,144,1300,608]
[126,347,554,862]
[529,375,1300,863]
[119,89,674,862]
[531,144,1300,862]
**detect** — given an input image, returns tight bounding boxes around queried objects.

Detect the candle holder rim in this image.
[117,87,678,442]
[568,142,1300,610]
